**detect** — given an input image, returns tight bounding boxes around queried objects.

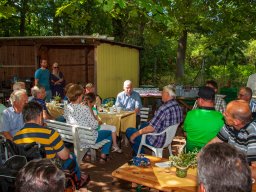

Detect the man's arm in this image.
[134,108,140,114]
[207,137,223,145]
[57,147,70,160]
[130,125,155,143]
[34,78,39,86]
[43,110,53,120]
[2,131,13,140]
[1,110,13,140]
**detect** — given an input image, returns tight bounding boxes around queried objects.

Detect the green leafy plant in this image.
[105,101,113,108]
[169,151,197,169]
[53,94,61,102]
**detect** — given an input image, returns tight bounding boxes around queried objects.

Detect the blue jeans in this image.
[62,153,81,180]
[96,130,112,155]
[126,122,152,156]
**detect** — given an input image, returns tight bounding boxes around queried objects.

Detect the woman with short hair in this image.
[64,84,112,163]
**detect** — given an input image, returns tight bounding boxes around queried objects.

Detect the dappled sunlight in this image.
[80,162,96,169]
[152,166,197,188]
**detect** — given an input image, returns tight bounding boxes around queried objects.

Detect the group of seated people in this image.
[0,79,143,191]
[2,78,256,191]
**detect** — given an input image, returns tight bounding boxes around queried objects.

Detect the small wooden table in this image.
[98,111,136,136]
[112,155,197,192]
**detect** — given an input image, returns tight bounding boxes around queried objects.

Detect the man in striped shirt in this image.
[207,100,256,163]
[13,101,69,159]
[13,101,90,188]
[126,85,183,155]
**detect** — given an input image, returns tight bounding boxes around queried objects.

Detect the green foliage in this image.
[0,0,16,19]
[169,151,197,168]
[1,0,256,87]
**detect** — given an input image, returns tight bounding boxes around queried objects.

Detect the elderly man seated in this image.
[116,80,142,126]
[183,86,224,152]
[31,85,53,120]
[1,89,28,140]
[237,86,256,112]
[126,85,183,155]
[207,100,256,164]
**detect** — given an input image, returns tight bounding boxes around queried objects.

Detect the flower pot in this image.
[175,166,188,178]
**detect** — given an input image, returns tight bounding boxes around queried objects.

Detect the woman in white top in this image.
[84,92,122,153]
[64,84,112,163]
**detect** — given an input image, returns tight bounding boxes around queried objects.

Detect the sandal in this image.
[99,157,108,164]
[79,171,90,188]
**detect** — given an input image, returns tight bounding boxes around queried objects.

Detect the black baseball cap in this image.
[198,86,215,100]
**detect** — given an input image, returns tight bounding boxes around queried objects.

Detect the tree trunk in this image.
[176,30,187,79]
[19,0,28,36]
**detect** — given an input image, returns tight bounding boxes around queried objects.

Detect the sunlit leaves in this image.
[0,0,16,19]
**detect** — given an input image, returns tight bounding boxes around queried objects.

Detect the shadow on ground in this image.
[80,140,173,192]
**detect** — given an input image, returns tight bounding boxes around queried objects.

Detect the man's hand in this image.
[130,132,138,144]
[251,162,256,180]
[2,132,13,141]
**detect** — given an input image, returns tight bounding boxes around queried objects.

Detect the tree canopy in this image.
[1,0,256,88]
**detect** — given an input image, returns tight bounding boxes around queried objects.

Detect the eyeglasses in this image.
[53,67,59,69]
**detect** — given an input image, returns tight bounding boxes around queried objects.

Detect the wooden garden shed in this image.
[0,36,141,99]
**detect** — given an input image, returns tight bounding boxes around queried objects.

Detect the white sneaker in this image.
[112,146,122,153]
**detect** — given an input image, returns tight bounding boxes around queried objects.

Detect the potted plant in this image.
[53,94,61,103]
[169,151,197,178]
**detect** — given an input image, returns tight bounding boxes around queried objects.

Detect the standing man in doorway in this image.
[35,59,51,102]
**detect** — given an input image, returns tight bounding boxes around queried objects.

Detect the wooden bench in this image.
[45,119,110,164]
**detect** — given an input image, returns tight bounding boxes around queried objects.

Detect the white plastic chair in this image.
[140,107,150,123]
[137,123,179,157]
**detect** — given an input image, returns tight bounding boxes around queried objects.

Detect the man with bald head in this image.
[208,100,256,163]
[237,86,256,112]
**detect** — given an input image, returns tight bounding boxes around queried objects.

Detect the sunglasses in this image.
[53,67,59,68]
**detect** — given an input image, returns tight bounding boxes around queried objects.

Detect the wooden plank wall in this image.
[0,45,35,87]
[47,46,94,85]
[0,44,95,88]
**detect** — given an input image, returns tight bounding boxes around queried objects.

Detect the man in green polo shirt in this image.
[183,86,224,152]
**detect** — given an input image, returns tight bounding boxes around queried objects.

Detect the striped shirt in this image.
[250,100,256,112]
[13,123,65,159]
[147,99,183,147]
[217,121,256,163]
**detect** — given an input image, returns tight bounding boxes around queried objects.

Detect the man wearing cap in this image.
[193,80,226,113]
[183,86,224,152]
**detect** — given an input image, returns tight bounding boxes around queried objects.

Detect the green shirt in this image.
[183,108,224,152]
